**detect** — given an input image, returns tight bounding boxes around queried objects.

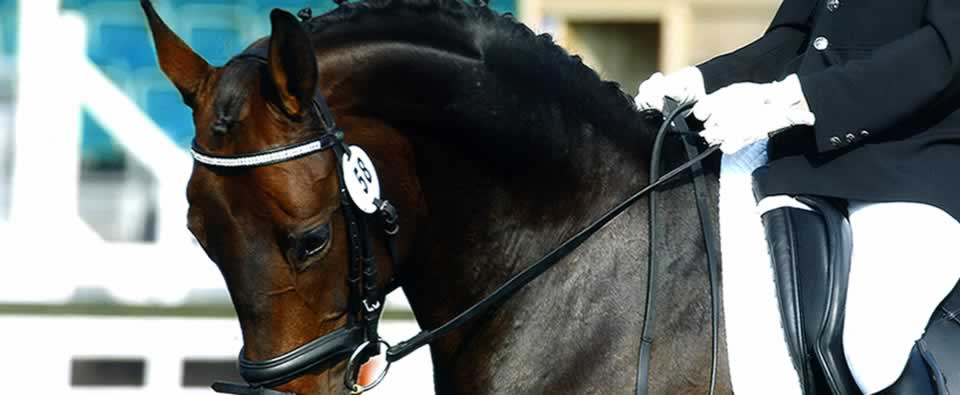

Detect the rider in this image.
[636,0,960,394]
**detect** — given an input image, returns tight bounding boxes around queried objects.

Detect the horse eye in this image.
[294,223,332,262]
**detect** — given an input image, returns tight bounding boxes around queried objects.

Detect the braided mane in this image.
[303,0,650,148]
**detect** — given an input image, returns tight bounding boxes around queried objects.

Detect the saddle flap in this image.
[751,165,772,202]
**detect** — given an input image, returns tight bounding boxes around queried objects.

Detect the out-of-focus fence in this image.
[0,316,433,394]
[3,0,211,305]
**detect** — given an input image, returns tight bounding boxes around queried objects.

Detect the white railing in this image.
[0,317,434,394]
[2,0,235,304]
[10,0,193,244]
[1,0,415,305]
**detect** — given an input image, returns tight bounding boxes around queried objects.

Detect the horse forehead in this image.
[192,67,273,149]
[187,156,339,224]
[210,63,262,118]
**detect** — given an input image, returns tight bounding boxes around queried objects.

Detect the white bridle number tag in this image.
[343,146,381,214]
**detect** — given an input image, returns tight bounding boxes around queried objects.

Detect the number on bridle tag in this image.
[342,146,381,214]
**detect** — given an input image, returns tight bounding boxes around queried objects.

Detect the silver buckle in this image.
[343,339,392,394]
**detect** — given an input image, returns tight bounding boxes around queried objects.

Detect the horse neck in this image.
[406,125,654,394]
[320,42,722,394]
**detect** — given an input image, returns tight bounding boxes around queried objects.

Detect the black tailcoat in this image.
[698,0,960,220]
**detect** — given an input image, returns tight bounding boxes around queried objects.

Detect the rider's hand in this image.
[634,67,706,114]
[693,74,815,154]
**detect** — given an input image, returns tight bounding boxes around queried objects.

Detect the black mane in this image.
[302,0,657,166]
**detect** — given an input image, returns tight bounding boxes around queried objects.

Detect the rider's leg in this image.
[843,200,960,394]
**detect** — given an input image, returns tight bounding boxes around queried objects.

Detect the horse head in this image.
[143,1,421,393]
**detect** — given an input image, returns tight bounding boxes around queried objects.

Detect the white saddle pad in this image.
[718,140,802,395]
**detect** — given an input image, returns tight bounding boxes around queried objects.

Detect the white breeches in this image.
[844,200,960,393]
[718,140,960,394]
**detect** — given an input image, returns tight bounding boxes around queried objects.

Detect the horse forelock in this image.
[210,59,262,135]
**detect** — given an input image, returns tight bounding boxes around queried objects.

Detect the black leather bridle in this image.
[201,50,401,395]
[200,44,721,395]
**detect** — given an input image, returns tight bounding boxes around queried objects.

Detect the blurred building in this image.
[519,0,781,93]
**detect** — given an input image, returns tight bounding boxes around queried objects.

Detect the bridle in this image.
[202,45,721,395]
[202,50,400,395]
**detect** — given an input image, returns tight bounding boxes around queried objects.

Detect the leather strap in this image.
[682,126,722,395]
[234,326,365,387]
[635,101,675,395]
[191,134,341,168]
[359,212,383,350]
[211,382,295,395]
[636,100,720,395]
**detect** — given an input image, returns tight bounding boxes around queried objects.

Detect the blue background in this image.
[0,0,515,163]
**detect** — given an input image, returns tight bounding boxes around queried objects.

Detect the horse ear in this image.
[267,9,318,117]
[141,0,211,103]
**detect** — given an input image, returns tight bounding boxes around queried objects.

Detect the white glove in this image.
[635,66,706,114]
[693,74,815,154]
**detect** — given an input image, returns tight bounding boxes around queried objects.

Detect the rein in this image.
[636,100,721,395]
[201,46,721,395]
[385,103,719,363]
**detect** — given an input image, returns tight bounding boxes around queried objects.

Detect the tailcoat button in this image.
[860,130,870,138]
[845,133,857,143]
[813,36,830,51]
[827,0,840,12]
[829,136,843,147]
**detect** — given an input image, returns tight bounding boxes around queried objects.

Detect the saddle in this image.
[752,166,960,395]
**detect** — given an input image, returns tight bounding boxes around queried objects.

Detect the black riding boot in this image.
[753,166,861,395]
[760,205,833,394]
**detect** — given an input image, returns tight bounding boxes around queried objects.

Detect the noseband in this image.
[202,41,721,395]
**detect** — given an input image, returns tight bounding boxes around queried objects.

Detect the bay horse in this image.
[142,0,728,393]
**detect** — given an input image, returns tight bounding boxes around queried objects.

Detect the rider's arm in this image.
[697,0,813,93]
[798,0,960,153]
